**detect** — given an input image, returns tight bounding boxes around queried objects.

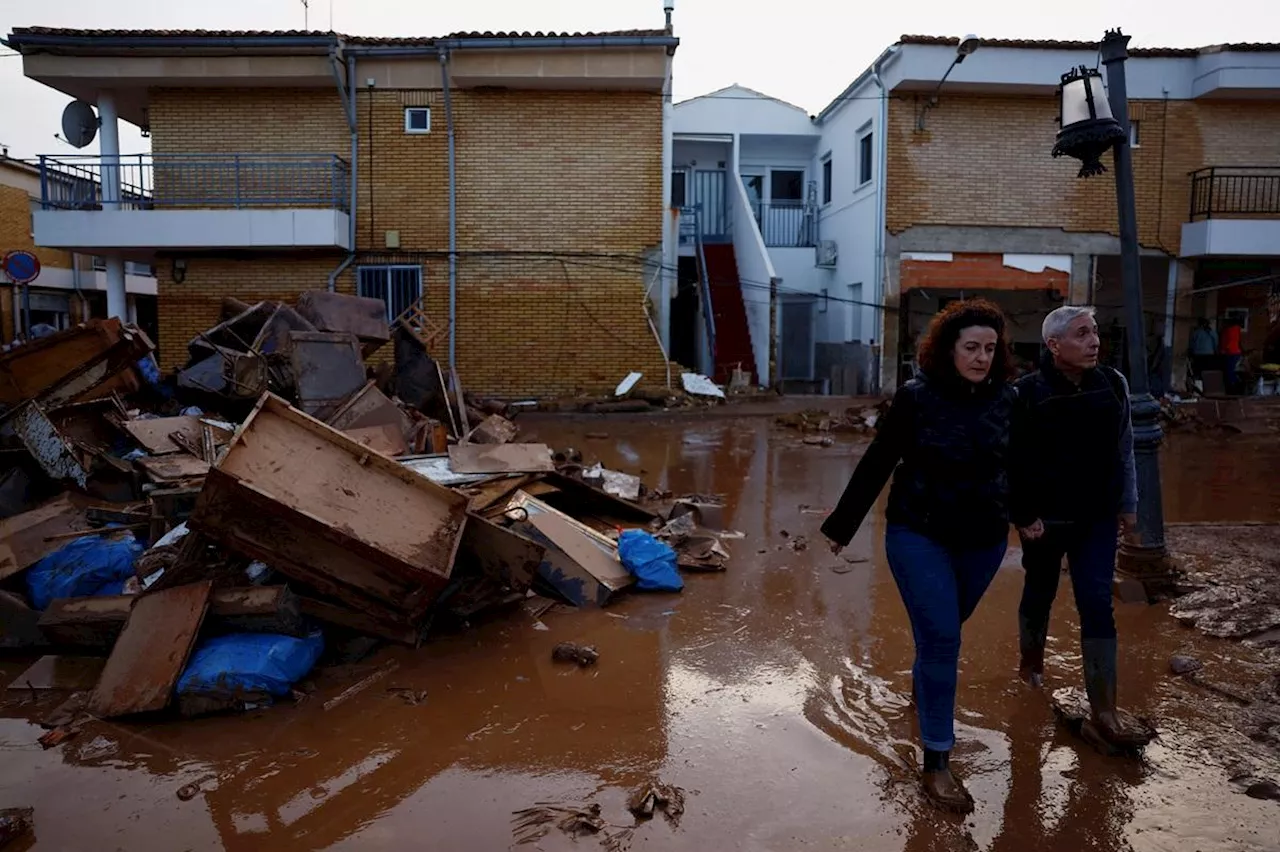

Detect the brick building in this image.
[672,36,1280,395]
[6,27,679,397]
[875,36,1280,391]
[0,156,156,344]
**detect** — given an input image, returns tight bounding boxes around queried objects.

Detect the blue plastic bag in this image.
[618,530,684,593]
[177,632,324,700]
[26,532,144,610]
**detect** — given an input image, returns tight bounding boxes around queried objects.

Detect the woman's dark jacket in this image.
[820,373,1016,549]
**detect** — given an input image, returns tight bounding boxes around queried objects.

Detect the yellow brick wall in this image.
[0,183,78,342]
[149,86,667,397]
[886,94,1280,255]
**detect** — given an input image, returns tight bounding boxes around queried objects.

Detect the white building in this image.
[672,36,1280,396]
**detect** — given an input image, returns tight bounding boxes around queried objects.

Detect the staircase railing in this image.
[680,205,717,372]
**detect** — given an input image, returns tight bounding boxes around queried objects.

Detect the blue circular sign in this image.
[2,251,41,284]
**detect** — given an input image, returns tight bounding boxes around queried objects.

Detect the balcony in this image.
[33,153,352,252]
[1182,167,1280,258]
[757,202,816,248]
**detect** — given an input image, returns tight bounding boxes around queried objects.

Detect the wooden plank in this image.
[6,656,106,691]
[122,416,230,455]
[0,495,85,581]
[298,596,422,646]
[137,453,211,482]
[215,395,467,577]
[448,443,554,474]
[528,511,632,589]
[208,586,306,636]
[37,595,133,649]
[344,424,409,457]
[0,318,122,406]
[287,331,366,420]
[326,381,413,438]
[88,581,212,718]
[449,515,543,617]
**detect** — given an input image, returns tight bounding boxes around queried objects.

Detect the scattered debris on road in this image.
[552,642,600,666]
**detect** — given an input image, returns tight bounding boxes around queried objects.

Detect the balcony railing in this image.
[1189,166,1280,221]
[38,154,351,212]
[757,202,816,248]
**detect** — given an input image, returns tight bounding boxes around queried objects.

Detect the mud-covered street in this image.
[3,412,1280,852]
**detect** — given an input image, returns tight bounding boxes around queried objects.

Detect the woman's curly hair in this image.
[915,298,1015,383]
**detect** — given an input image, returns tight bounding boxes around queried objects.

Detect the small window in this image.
[671,171,687,208]
[821,156,833,206]
[770,169,804,205]
[1128,120,1141,148]
[359,265,424,322]
[404,107,431,135]
[858,132,874,186]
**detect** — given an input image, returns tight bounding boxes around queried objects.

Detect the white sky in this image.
[0,0,1274,159]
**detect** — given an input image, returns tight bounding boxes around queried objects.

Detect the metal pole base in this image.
[1117,542,1179,601]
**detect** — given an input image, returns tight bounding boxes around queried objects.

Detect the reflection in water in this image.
[1,417,1277,851]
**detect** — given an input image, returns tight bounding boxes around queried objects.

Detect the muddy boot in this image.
[921,749,974,815]
[1018,613,1046,687]
[1082,638,1152,748]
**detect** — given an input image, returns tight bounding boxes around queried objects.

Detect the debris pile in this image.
[0,298,737,734]
[774,401,888,437]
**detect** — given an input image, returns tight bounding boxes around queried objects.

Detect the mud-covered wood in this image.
[88,581,212,718]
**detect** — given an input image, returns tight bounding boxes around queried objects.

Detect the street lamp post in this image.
[1053,28,1173,594]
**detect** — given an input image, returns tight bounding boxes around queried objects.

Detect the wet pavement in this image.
[2,415,1280,851]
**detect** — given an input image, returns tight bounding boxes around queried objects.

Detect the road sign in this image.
[1,251,41,285]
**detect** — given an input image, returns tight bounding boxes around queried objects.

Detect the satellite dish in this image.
[61,101,98,148]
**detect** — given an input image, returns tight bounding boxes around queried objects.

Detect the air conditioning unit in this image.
[816,240,838,268]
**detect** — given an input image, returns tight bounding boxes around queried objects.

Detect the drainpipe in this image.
[439,47,460,394]
[328,42,358,292]
[658,48,674,354]
[870,47,898,392]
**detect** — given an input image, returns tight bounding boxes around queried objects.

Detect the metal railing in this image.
[679,205,717,368]
[38,153,351,211]
[757,202,816,247]
[1189,166,1280,221]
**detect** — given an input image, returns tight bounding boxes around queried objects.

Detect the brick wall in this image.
[886,94,1280,254]
[148,86,667,397]
[0,183,78,342]
[900,252,1069,294]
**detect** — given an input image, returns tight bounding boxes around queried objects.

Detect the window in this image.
[404,107,431,134]
[1128,120,1141,148]
[671,171,687,208]
[358,265,423,322]
[821,156,833,205]
[858,131,874,186]
[770,169,804,205]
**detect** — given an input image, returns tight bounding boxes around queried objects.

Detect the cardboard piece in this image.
[449,443,554,474]
[88,581,212,718]
[466,414,518,445]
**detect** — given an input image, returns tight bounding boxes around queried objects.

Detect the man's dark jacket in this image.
[1009,352,1138,528]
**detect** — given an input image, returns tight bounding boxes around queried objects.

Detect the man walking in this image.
[1188,318,1217,381]
[1011,305,1148,748]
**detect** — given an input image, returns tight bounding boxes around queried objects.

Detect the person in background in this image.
[1010,305,1149,750]
[1220,317,1244,394]
[1188,318,1218,381]
[821,299,1017,814]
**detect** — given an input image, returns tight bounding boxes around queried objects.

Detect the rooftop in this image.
[898,34,1280,58]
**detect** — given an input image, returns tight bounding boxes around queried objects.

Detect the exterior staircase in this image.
[700,243,755,384]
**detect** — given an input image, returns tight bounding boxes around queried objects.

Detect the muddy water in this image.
[2,420,1279,851]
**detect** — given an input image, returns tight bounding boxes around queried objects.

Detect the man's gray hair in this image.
[1042,305,1097,344]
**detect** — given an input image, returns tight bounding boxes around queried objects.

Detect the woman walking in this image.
[821,300,1017,813]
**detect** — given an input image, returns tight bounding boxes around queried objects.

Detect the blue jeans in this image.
[885,524,1007,752]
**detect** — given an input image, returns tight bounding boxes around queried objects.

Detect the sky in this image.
[0,0,1274,159]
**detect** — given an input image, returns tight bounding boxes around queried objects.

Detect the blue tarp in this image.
[618,530,684,593]
[26,532,143,610]
[176,632,324,700]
